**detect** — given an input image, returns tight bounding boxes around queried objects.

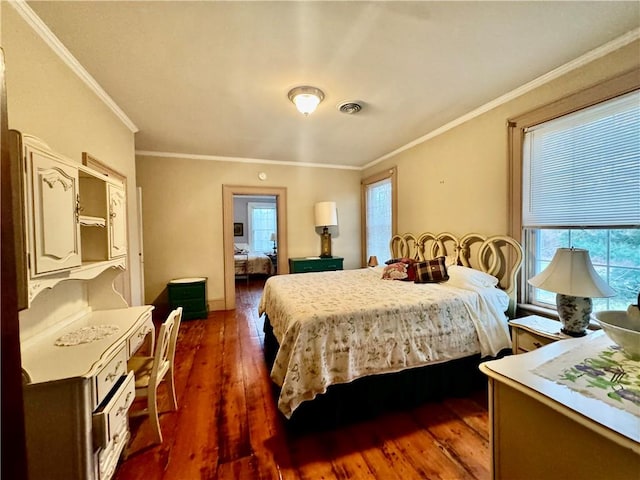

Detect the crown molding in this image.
[364,27,640,170]
[9,0,139,133]
[135,150,362,171]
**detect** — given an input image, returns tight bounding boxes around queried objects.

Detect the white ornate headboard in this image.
[389,232,523,317]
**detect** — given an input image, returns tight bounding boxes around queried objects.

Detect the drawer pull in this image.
[137,328,150,338]
[116,392,133,417]
[105,360,123,382]
[533,342,543,348]
[113,433,121,445]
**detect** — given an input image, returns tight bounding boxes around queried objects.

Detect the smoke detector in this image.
[337,102,362,114]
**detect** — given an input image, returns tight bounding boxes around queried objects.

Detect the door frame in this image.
[222,185,288,310]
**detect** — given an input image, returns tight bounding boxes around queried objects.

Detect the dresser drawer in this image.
[127,312,153,356]
[289,257,344,273]
[168,277,206,300]
[93,346,127,408]
[514,328,555,353]
[93,371,134,479]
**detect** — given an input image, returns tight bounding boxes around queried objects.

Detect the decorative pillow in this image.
[414,257,449,283]
[234,244,249,254]
[381,262,416,281]
[444,255,458,267]
[447,265,499,288]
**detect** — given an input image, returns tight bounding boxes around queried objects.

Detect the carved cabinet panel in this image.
[30,149,81,275]
[108,184,127,258]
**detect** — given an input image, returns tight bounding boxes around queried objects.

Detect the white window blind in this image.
[366,177,392,262]
[523,90,640,227]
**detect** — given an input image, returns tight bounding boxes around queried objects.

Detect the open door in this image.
[222,185,287,310]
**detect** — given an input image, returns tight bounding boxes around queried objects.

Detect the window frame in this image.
[247,201,276,253]
[508,68,640,313]
[361,167,398,267]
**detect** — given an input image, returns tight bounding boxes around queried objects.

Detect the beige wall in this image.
[365,40,640,237]
[2,5,143,305]
[136,155,360,308]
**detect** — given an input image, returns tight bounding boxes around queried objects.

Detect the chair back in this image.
[167,307,183,369]
[149,308,180,387]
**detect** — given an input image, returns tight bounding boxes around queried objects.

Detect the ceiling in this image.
[26,1,640,169]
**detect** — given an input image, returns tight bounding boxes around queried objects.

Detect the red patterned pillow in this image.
[414,257,449,283]
[381,262,416,281]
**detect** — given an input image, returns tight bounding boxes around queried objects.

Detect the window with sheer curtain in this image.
[522,90,640,310]
[362,168,397,265]
[248,202,276,253]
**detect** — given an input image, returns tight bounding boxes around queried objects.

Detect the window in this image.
[361,167,397,265]
[520,89,640,310]
[248,202,276,253]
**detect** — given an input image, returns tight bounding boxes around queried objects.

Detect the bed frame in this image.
[264,232,523,430]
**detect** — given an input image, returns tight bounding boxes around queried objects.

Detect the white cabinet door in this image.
[108,184,127,258]
[30,149,82,275]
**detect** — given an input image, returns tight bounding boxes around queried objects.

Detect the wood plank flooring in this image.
[115,278,491,480]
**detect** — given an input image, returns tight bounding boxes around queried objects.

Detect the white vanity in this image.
[10,131,153,479]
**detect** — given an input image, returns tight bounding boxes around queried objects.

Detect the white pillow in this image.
[446,265,499,288]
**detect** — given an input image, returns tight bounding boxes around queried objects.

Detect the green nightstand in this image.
[289,257,344,273]
[167,277,208,320]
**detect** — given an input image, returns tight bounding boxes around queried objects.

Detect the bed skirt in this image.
[263,316,508,431]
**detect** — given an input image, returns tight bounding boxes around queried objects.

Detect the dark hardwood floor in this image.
[115,278,491,480]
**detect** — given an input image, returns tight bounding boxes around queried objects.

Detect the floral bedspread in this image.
[235,252,274,275]
[258,268,511,418]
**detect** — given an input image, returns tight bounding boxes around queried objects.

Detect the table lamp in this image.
[270,232,277,254]
[314,201,338,258]
[528,247,616,336]
[368,256,379,267]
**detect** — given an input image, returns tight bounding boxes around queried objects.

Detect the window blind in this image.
[366,177,392,261]
[523,90,640,228]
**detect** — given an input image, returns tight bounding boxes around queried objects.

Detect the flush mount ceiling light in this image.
[288,86,325,115]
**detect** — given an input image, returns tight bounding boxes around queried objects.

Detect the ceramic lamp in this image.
[528,247,616,336]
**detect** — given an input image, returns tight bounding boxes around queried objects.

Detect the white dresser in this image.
[21,304,154,480]
[480,331,640,480]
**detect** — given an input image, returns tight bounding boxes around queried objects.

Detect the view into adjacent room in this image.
[233,194,279,285]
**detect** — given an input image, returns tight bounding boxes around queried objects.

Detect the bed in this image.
[234,243,274,278]
[258,232,523,426]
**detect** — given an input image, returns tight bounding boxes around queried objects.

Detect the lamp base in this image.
[320,227,332,258]
[557,293,592,337]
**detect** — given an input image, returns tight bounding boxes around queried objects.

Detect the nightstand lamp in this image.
[314,201,338,258]
[528,247,615,337]
[270,232,277,254]
[368,256,379,267]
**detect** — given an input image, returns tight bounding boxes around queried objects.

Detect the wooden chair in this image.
[127,307,183,444]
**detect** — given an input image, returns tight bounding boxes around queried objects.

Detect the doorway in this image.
[222,185,287,310]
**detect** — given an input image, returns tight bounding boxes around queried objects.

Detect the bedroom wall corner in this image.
[135,155,361,310]
[363,39,640,239]
[1,5,142,306]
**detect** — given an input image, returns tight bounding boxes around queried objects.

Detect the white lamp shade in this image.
[270,232,277,242]
[314,201,338,227]
[528,248,616,298]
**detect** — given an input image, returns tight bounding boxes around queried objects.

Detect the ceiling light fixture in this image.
[288,86,324,115]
